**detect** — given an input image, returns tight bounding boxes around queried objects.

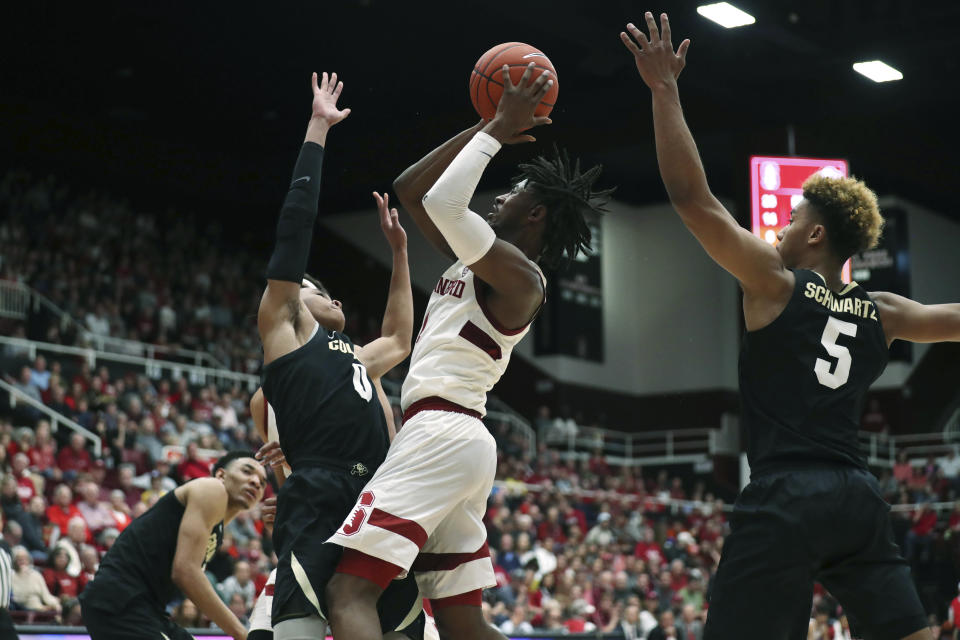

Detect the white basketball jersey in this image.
[401,260,544,415]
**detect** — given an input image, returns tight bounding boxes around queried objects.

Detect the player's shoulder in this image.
[178,478,228,507]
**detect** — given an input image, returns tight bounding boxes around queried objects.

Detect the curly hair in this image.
[514,148,614,269]
[802,174,884,261]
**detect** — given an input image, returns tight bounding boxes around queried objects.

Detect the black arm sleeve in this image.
[265,141,325,283]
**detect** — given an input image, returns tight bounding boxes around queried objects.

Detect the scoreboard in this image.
[749,155,851,281]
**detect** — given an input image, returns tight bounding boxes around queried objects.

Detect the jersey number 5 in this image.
[352,363,373,401]
[815,316,858,389]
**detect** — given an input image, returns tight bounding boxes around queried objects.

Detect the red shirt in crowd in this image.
[911,510,938,537]
[47,503,85,535]
[538,520,567,544]
[43,568,80,598]
[16,473,36,503]
[28,443,57,471]
[57,446,92,473]
[635,541,667,565]
[178,458,211,482]
[563,508,588,536]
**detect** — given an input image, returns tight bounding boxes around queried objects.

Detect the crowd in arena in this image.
[2,169,960,638]
[0,346,958,637]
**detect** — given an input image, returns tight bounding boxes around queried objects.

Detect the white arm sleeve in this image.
[421,131,500,266]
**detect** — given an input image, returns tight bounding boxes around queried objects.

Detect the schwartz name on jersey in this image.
[401,260,545,415]
[740,269,888,477]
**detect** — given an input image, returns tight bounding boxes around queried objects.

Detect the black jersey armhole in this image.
[743,269,804,338]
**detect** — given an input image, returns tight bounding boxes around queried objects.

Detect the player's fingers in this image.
[620,32,643,57]
[372,191,384,209]
[333,81,344,100]
[501,65,514,89]
[519,62,536,87]
[626,23,650,51]
[320,72,329,92]
[533,116,553,127]
[661,13,672,47]
[339,107,351,120]
[329,72,338,93]
[645,11,660,43]
[677,39,691,64]
[311,72,319,94]
[531,69,551,92]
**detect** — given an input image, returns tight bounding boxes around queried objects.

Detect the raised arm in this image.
[258,72,351,365]
[420,64,553,328]
[172,479,246,640]
[355,192,413,379]
[871,291,960,345]
[393,123,486,259]
[621,13,792,302]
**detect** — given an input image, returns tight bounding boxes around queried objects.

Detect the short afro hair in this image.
[514,148,614,270]
[212,450,257,476]
[802,174,883,262]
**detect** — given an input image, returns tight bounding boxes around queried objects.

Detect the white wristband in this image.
[422,132,501,266]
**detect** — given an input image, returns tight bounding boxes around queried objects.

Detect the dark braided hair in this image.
[514,148,614,269]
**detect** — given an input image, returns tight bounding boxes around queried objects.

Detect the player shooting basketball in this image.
[324,64,612,640]
[621,12,960,640]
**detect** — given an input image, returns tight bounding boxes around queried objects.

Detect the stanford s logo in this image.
[340,491,375,536]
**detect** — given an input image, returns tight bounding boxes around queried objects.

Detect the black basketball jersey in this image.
[81,488,223,610]
[260,323,388,473]
[740,269,888,477]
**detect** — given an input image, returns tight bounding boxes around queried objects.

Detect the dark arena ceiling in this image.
[3,0,958,228]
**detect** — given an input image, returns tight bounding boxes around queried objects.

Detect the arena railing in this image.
[858,431,959,468]
[0,335,260,392]
[540,414,741,468]
[0,279,226,367]
[0,378,102,456]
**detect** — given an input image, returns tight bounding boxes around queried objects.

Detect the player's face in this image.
[301,287,345,333]
[220,457,267,509]
[776,201,816,268]
[488,182,538,237]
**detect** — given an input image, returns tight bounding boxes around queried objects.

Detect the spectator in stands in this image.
[111,463,141,509]
[677,569,706,612]
[861,397,889,433]
[171,598,204,628]
[46,484,83,537]
[10,545,61,615]
[894,450,913,485]
[76,481,113,535]
[9,365,42,421]
[53,517,87,577]
[11,452,38,504]
[2,519,23,552]
[107,490,132,531]
[586,512,616,546]
[616,603,644,640]
[138,470,170,504]
[676,603,704,640]
[43,547,79,600]
[77,544,98,591]
[648,609,678,640]
[20,495,48,561]
[640,590,660,636]
[217,559,256,610]
[55,433,91,478]
[176,441,209,482]
[904,500,938,564]
[26,420,58,481]
[134,415,165,463]
[500,603,534,634]
[938,446,960,496]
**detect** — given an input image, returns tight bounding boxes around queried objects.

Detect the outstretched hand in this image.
[620,12,690,90]
[310,71,351,125]
[255,440,286,468]
[483,63,553,144]
[374,191,406,252]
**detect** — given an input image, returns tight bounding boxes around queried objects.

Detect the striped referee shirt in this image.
[0,547,11,609]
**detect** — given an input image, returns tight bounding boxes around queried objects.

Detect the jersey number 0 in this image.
[815,316,858,389]
[352,363,373,401]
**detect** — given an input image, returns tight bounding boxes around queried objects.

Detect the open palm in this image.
[311,71,351,125]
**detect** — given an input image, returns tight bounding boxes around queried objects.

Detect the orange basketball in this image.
[469,42,558,121]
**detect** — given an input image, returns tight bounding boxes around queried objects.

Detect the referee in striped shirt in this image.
[0,541,14,635]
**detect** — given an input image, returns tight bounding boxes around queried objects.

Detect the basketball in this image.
[469,42,559,121]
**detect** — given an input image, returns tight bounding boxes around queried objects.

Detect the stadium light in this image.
[696,2,756,28]
[852,60,903,83]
